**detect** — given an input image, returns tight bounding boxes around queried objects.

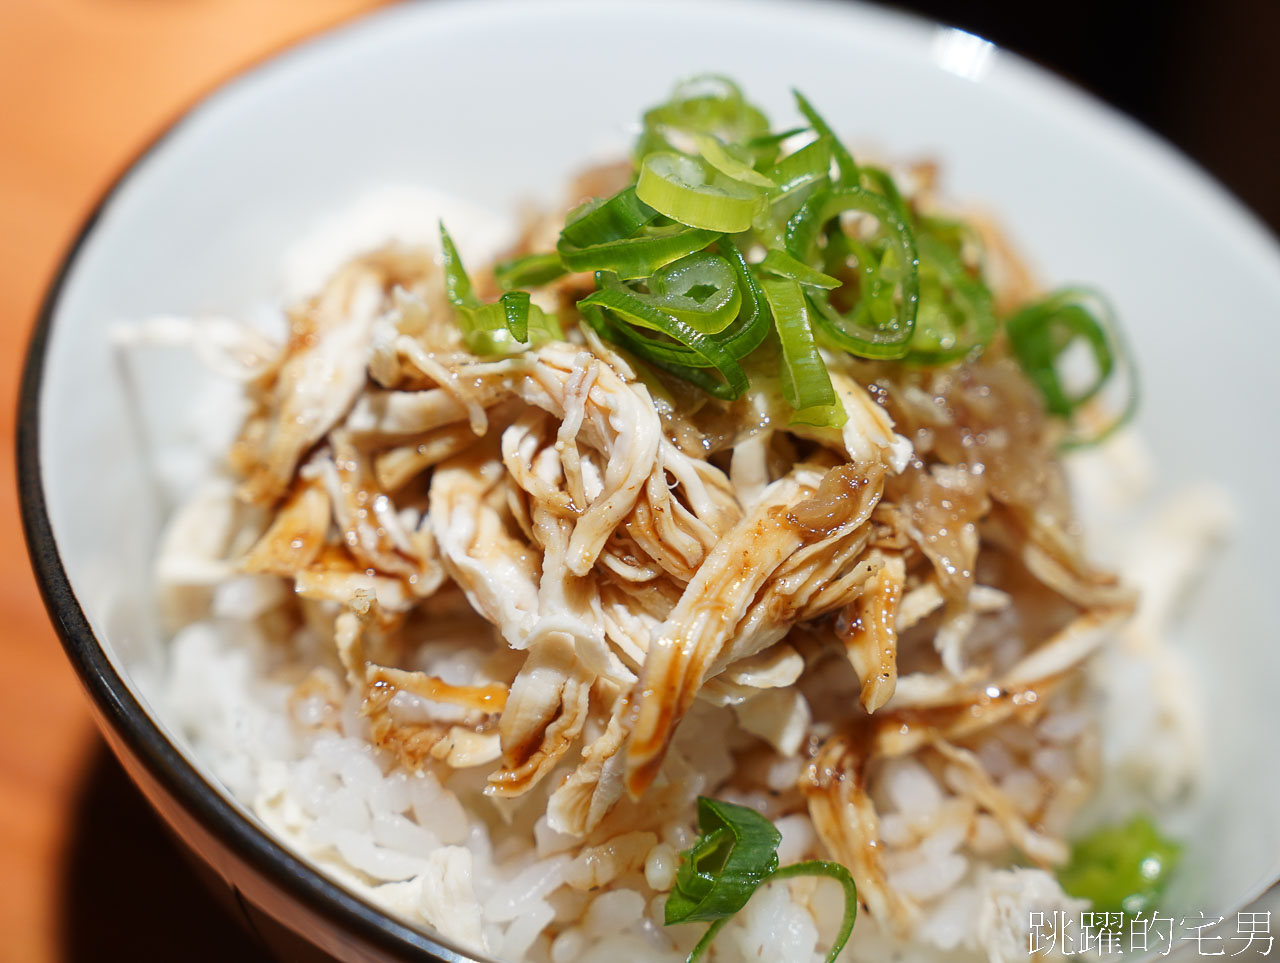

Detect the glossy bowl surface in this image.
[19,1,1280,960]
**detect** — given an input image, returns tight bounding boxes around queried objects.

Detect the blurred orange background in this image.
[0,3,383,960]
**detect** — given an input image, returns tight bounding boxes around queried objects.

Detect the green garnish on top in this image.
[1057,814,1182,915]
[441,75,1136,443]
[664,796,858,962]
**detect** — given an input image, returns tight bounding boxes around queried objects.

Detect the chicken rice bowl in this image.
[136,78,1212,962]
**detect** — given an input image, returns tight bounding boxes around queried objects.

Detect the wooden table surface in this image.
[0,3,383,960]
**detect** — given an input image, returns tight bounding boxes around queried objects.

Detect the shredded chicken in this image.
[159,210,1138,945]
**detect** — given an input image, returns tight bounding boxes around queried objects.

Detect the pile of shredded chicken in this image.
[160,174,1135,936]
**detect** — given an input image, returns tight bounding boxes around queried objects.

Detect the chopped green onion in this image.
[665,797,859,963]
[769,860,859,963]
[558,223,722,279]
[1057,815,1180,916]
[1007,290,1113,414]
[758,248,841,289]
[580,303,745,401]
[785,188,920,359]
[858,164,910,222]
[637,152,765,233]
[579,282,749,399]
[500,289,531,342]
[439,220,478,310]
[1006,287,1138,446]
[665,797,781,925]
[906,232,995,365]
[713,241,773,360]
[641,251,742,334]
[832,174,991,365]
[561,186,657,248]
[793,90,859,187]
[557,184,720,279]
[755,136,835,241]
[494,252,566,290]
[637,74,770,159]
[443,78,1134,430]
[693,133,777,189]
[455,298,562,355]
[743,125,809,167]
[578,246,768,402]
[765,136,833,203]
[762,277,846,427]
[440,221,560,353]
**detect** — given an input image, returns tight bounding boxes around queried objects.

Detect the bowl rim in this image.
[15,0,1280,960]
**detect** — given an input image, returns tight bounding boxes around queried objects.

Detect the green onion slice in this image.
[785,188,920,359]
[638,74,770,158]
[664,797,781,924]
[746,126,808,149]
[846,171,991,365]
[494,252,566,291]
[762,277,846,427]
[755,135,835,241]
[1006,287,1138,446]
[714,241,773,360]
[859,164,910,221]
[769,861,859,963]
[499,289,531,342]
[579,281,749,399]
[440,221,560,353]
[637,152,766,234]
[579,302,747,401]
[758,248,841,289]
[664,797,859,963]
[561,186,658,248]
[742,125,809,167]
[641,250,742,334]
[693,133,777,189]
[580,247,768,396]
[765,136,833,203]
[439,220,478,310]
[906,232,996,364]
[793,90,859,187]
[558,222,722,279]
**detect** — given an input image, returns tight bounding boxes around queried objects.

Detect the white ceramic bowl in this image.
[20,1,1280,960]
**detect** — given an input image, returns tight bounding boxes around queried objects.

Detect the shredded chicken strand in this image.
[161,217,1139,943]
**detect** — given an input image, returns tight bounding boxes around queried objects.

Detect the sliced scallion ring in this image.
[1006,287,1137,447]
[637,152,765,234]
[641,251,742,334]
[793,90,859,187]
[905,232,995,365]
[578,287,749,400]
[558,224,722,279]
[693,133,776,189]
[785,188,920,359]
[714,241,773,360]
[637,74,770,158]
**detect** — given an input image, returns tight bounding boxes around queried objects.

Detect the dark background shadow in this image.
[59,741,272,962]
[892,0,1279,232]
